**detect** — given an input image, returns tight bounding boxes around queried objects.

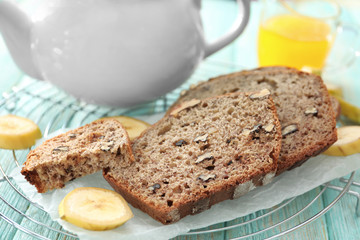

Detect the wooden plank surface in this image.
[1,0,360,240]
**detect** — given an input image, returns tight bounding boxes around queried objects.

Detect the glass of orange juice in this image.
[258,0,342,71]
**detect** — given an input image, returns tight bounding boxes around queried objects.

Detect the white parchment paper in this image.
[10,114,360,240]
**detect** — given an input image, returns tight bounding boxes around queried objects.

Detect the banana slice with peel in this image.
[102,116,150,140]
[59,187,133,231]
[301,68,360,123]
[323,126,360,156]
[0,114,42,149]
[325,82,343,98]
[322,82,360,123]
[332,96,360,124]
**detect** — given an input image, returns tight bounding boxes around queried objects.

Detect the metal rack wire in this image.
[0,59,359,240]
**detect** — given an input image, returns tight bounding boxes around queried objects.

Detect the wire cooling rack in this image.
[0,59,360,240]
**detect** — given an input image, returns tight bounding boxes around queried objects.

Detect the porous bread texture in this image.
[169,67,337,174]
[104,91,282,224]
[22,119,134,193]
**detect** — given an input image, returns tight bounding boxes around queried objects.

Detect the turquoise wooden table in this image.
[1,0,360,239]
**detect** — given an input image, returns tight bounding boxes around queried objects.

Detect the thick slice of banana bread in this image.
[169,67,337,174]
[22,119,134,193]
[104,91,282,224]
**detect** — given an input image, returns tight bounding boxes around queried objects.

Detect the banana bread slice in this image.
[103,91,282,224]
[239,66,341,119]
[22,119,134,193]
[169,67,337,174]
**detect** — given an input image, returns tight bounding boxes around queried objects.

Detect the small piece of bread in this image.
[169,67,337,174]
[21,119,134,193]
[104,91,282,224]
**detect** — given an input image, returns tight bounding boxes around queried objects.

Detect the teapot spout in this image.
[193,0,201,8]
[0,1,41,79]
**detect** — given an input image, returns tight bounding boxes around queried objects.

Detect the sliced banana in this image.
[325,82,343,98]
[324,83,360,123]
[102,116,150,140]
[0,114,42,150]
[59,187,133,231]
[332,96,360,123]
[301,66,322,76]
[323,82,360,123]
[323,126,360,156]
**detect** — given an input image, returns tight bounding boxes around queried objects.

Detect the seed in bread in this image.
[103,91,282,224]
[21,119,134,193]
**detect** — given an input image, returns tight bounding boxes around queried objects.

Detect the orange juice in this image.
[258,14,334,70]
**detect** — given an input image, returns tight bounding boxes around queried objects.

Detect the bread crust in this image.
[21,168,47,193]
[103,169,276,224]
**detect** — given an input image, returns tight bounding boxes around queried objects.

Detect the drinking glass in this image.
[257,0,358,72]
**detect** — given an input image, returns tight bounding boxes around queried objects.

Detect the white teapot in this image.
[0,0,250,107]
